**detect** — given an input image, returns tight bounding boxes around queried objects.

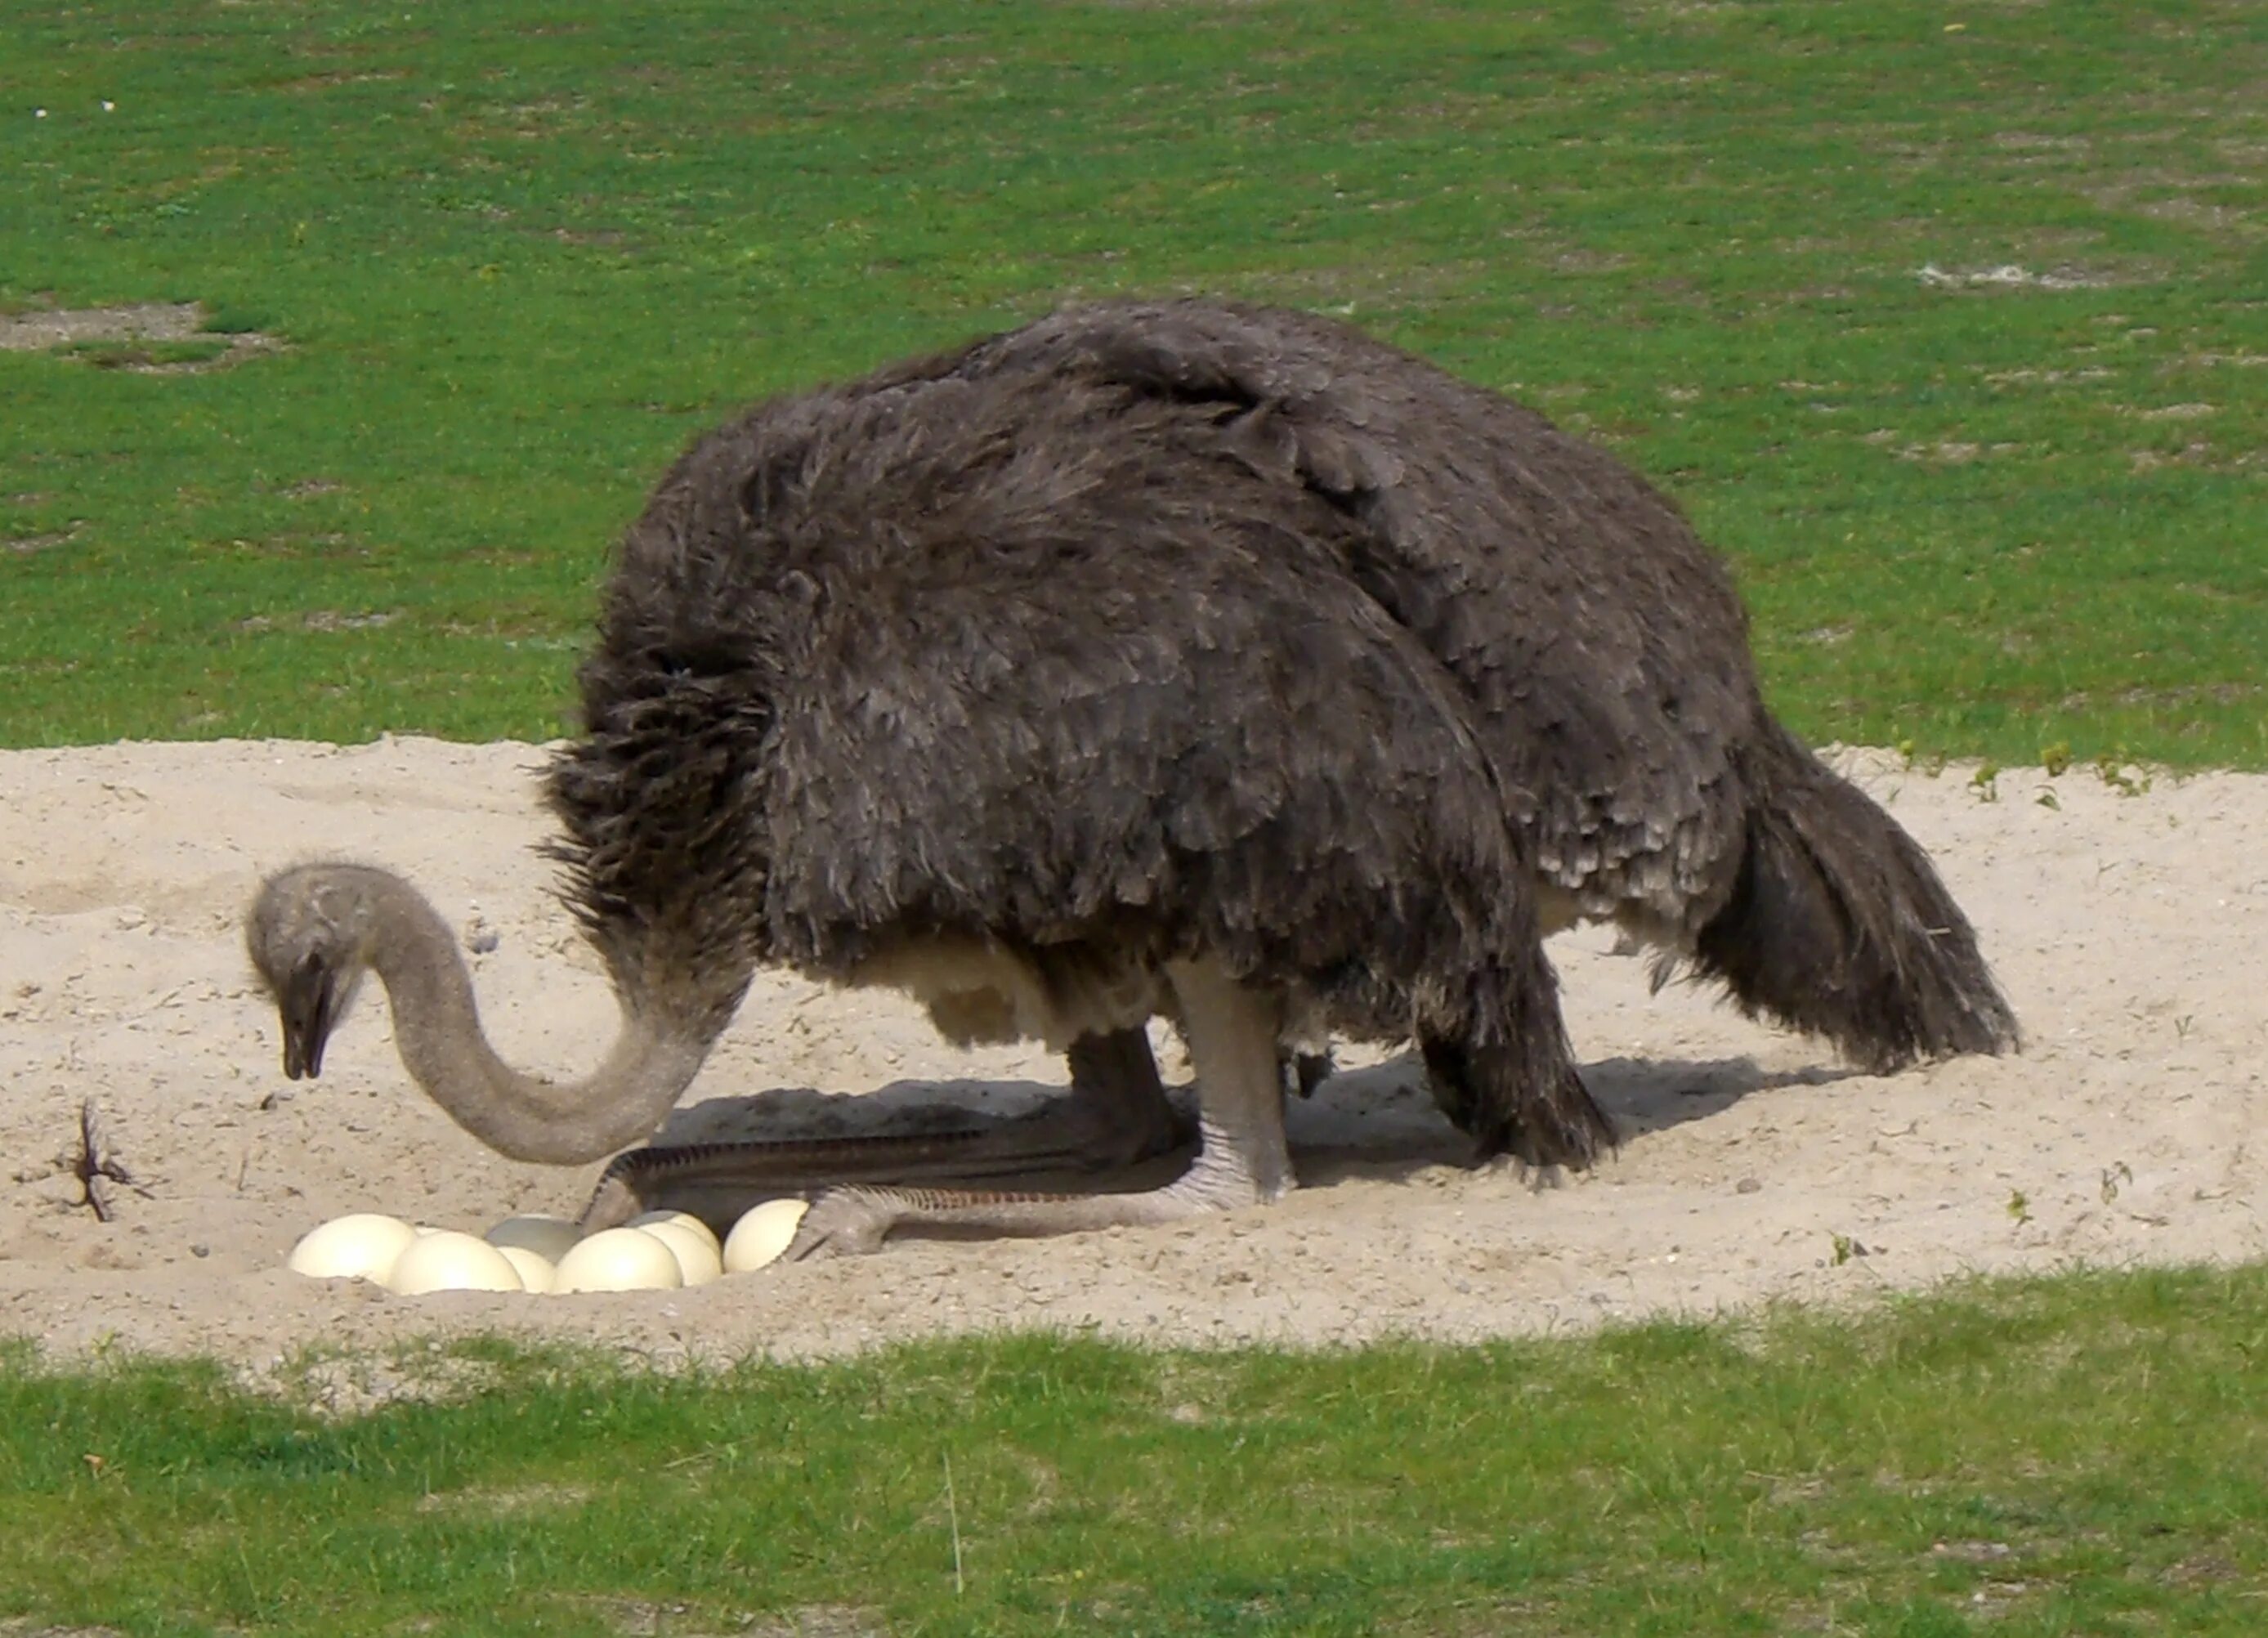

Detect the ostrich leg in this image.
[574,1025,1190,1236]
[776,958,1294,1260]
[1064,1027,1187,1159]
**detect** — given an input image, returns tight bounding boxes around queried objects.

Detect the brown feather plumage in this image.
[548,297,2017,1188]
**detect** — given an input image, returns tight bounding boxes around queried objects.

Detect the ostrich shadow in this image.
[650,1048,1860,1199]
[1279,1051,1860,1191]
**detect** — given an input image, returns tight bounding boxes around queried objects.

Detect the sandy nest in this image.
[2,736,2261,1383]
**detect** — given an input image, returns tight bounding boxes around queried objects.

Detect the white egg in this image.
[484,1214,582,1262]
[552,1227,685,1293]
[637,1219,723,1287]
[494,1245,556,1294]
[285,1213,419,1283]
[722,1198,811,1273]
[386,1230,525,1296]
[629,1209,720,1254]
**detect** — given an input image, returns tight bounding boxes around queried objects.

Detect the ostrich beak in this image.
[280,954,340,1080]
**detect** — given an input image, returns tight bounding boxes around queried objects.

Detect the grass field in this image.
[3,0,2263,759]
[2,1267,2265,1636]
[4,2,2267,1632]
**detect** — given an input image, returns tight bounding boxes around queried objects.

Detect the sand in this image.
[1,736,2262,1384]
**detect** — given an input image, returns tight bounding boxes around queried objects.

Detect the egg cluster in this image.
[284,1199,812,1295]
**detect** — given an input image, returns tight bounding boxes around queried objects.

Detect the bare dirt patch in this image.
[0,302,280,374]
[1914,262,2129,292]
[4,525,82,557]
[0,737,2262,1380]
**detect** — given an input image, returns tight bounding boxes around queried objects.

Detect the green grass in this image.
[2,1266,2263,1636]
[58,336,235,370]
[2,0,2262,759]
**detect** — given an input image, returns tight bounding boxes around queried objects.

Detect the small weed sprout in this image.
[1970,762,2001,803]
[1896,739,1948,776]
[2040,741,2073,776]
[2007,1189,2033,1224]
[2101,1161,2134,1204]
[2094,750,2153,797]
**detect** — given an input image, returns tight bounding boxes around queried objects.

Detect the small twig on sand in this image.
[72,1099,145,1223]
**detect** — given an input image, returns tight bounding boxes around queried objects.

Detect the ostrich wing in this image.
[747,371,1543,1010]
[943,300,1760,932]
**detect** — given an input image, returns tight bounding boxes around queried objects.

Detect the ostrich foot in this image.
[780,957,1295,1260]
[781,1158,1288,1260]
[575,1026,1188,1235]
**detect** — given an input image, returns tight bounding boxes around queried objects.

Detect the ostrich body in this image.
[250,349,1608,1255]
[608,298,2020,1225]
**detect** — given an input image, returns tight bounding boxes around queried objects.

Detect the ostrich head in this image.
[246,863,381,1080]
[245,857,731,1166]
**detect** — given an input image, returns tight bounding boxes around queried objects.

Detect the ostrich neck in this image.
[366,881,718,1166]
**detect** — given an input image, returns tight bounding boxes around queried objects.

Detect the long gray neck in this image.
[365,876,721,1165]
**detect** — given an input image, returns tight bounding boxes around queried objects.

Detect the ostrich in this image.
[248,352,1613,1257]
[248,298,2019,1254]
[562,297,2019,1230]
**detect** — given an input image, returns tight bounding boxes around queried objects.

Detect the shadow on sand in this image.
[647,1046,1861,1201]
